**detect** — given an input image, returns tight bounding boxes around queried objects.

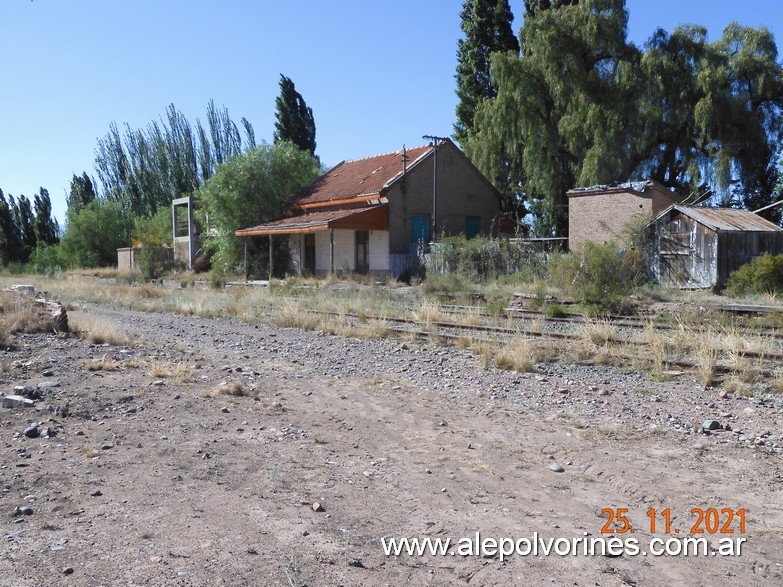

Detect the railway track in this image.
[293,306,783,377]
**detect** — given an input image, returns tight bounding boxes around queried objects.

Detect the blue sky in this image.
[1,0,781,225]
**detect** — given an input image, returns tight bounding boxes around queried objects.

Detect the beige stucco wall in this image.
[386,142,502,255]
[369,230,390,271]
[288,230,390,275]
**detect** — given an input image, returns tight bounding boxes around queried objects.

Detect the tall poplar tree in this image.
[33,188,59,246]
[454,0,519,145]
[67,172,97,214]
[0,189,22,265]
[11,194,37,263]
[273,75,317,157]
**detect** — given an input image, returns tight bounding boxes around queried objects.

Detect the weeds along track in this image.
[8,275,783,383]
[290,301,783,380]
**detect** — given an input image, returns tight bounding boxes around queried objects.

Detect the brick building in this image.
[235,139,505,278]
[567,180,681,250]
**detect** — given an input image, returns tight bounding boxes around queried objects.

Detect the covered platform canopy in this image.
[235,204,388,237]
[234,204,389,278]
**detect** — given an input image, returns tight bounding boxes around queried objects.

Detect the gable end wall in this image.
[387,143,501,254]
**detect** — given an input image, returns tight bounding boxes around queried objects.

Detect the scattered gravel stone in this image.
[549,463,565,473]
[63,567,74,575]
[3,395,35,409]
[23,426,40,439]
[702,420,722,431]
[312,502,324,512]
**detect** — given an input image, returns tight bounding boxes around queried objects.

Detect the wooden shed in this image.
[647,205,783,290]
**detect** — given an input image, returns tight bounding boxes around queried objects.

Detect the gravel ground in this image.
[1,302,781,586]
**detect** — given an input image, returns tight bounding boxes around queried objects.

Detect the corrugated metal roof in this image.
[672,205,783,232]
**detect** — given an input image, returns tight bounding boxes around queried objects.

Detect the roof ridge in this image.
[343,144,430,164]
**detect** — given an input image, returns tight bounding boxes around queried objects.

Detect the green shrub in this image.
[548,241,649,313]
[136,242,165,282]
[427,235,552,283]
[29,243,63,276]
[725,253,783,297]
[543,302,567,318]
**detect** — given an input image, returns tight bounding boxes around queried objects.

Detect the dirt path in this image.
[1,304,781,586]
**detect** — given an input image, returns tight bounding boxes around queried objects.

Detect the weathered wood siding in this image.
[651,214,717,288]
[650,209,783,289]
[717,232,783,289]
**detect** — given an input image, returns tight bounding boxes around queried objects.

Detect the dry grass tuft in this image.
[768,371,783,394]
[0,290,57,344]
[147,360,194,383]
[217,381,245,396]
[412,301,443,327]
[580,318,617,346]
[70,315,132,346]
[85,354,122,372]
[470,340,496,370]
[272,300,319,330]
[135,283,166,299]
[147,359,171,378]
[171,362,194,383]
[496,337,540,373]
[723,377,753,397]
[695,345,718,388]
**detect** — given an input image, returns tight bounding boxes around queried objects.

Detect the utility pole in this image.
[422,135,448,242]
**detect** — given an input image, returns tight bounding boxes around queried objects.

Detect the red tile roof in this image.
[286,145,431,209]
[235,205,388,236]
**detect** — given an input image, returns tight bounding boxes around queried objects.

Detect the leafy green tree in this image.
[523,0,578,16]
[195,142,320,275]
[67,172,96,214]
[273,75,317,157]
[132,207,174,281]
[59,201,128,268]
[454,0,519,145]
[29,243,63,275]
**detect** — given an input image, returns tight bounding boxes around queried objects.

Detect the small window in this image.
[466,216,480,239]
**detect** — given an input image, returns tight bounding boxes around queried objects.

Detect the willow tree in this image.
[636,24,783,220]
[467,0,639,236]
[467,0,783,235]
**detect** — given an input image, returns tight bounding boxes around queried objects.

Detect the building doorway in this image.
[355,230,369,275]
[304,234,316,276]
